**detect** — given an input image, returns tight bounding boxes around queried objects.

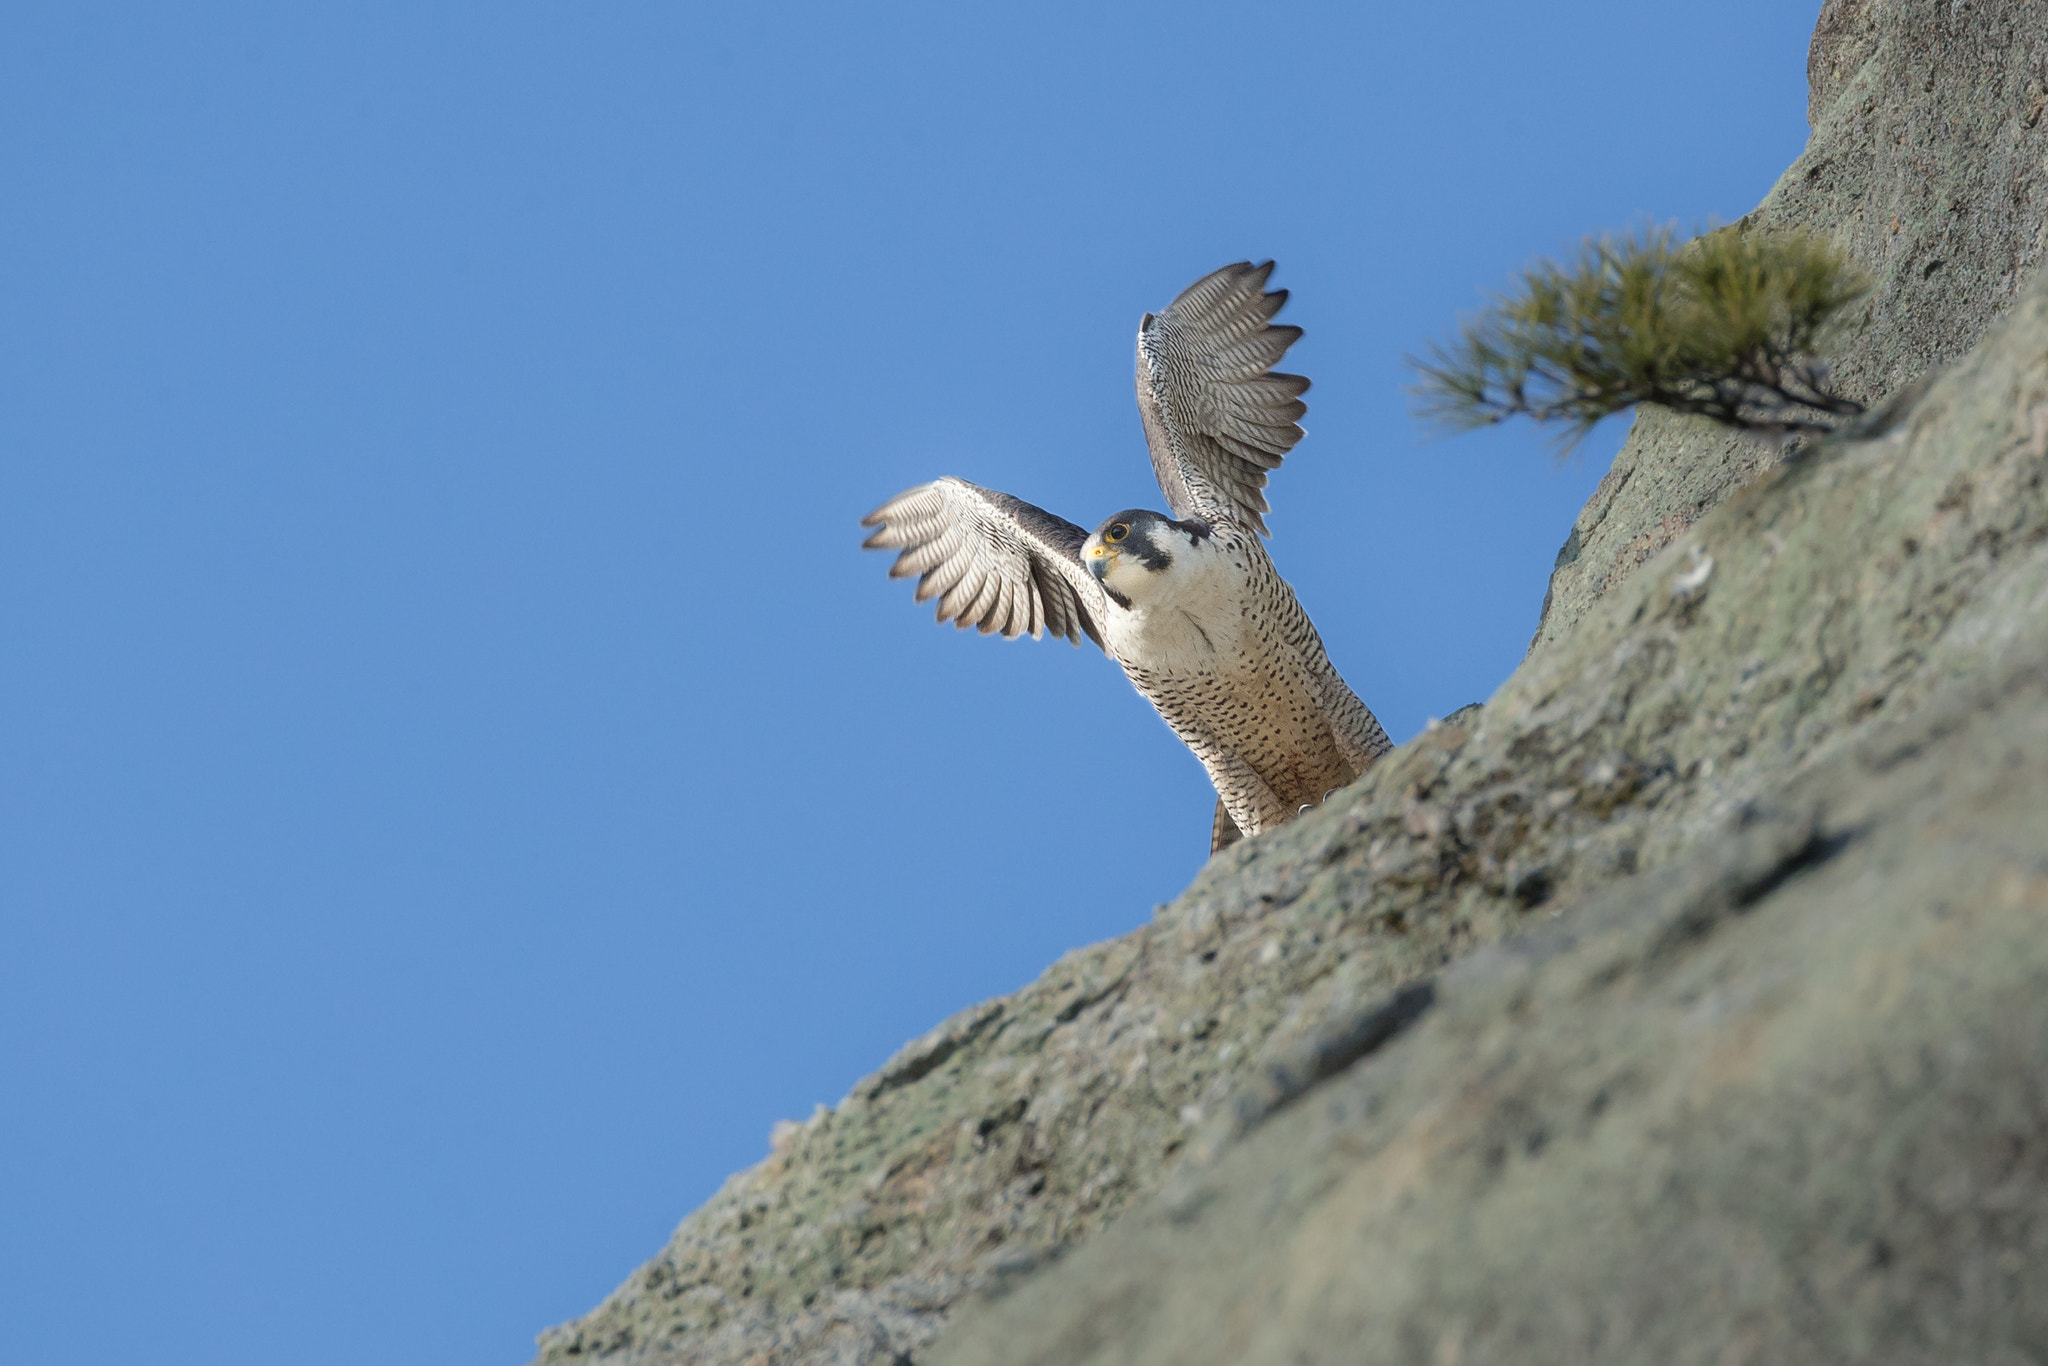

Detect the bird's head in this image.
[1083,509,1202,604]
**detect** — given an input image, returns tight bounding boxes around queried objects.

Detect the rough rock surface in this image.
[941,676,2048,1362]
[531,5,2048,1363]
[1527,0,2048,656]
[935,271,2048,1365]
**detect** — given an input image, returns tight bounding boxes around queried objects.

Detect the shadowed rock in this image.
[934,265,2048,1364]
[531,4,2048,1361]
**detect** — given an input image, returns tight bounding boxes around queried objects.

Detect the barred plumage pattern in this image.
[861,478,1102,647]
[862,261,1392,855]
[1137,262,1311,537]
[1113,522,1390,849]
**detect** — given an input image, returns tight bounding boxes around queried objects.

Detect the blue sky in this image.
[1,4,1817,1362]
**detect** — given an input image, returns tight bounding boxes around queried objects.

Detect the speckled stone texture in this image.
[933,263,2048,1366]
[529,6,2048,1362]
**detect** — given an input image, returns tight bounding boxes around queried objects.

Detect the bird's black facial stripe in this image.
[1098,509,1173,572]
[1127,525,1172,572]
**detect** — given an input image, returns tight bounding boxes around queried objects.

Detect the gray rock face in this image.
[530,5,2048,1362]
[933,244,2048,1366]
[939,656,2048,1364]
[1527,0,2048,657]
[934,264,2048,1355]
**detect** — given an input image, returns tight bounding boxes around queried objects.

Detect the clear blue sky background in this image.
[2,4,1817,1362]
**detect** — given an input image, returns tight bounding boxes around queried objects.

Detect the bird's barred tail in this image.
[1210,798,1243,855]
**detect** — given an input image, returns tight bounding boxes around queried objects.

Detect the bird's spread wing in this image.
[862,476,1106,648]
[1135,261,1310,536]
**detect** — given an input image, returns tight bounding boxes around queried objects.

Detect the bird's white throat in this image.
[1096,528,1250,669]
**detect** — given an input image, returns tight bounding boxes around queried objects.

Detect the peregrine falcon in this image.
[862,262,1392,853]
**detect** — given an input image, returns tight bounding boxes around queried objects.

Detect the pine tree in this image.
[1412,224,1869,451]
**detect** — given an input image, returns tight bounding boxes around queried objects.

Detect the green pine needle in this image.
[1411,224,1870,452]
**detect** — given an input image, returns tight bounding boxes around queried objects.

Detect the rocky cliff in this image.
[534,3,2048,1361]
[1530,0,2048,654]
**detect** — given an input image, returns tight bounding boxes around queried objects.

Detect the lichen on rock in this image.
[532,4,2048,1362]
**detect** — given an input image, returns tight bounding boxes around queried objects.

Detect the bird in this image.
[861,261,1392,854]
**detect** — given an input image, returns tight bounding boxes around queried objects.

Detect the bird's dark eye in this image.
[1106,523,1129,543]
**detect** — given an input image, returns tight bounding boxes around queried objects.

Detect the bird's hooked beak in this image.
[1087,542,1118,581]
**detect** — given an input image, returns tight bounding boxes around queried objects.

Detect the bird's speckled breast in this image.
[1103,529,1357,824]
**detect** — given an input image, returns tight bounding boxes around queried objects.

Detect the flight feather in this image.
[1135,260,1310,536]
[861,476,1105,648]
